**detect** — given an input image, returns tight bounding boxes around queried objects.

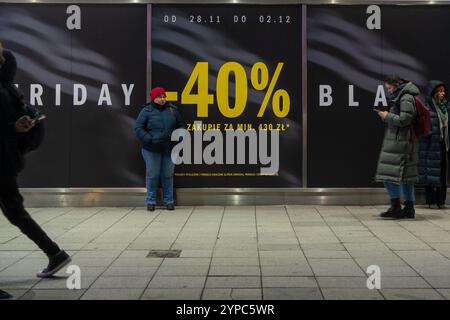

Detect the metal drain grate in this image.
[147,249,182,258]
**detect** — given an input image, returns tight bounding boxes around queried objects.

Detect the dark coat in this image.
[134,102,185,152]
[0,50,27,176]
[375,82,420,184]
[417,80,450,186]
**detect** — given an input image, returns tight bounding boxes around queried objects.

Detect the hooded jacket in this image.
[375,82,420,184]
[134,101,185,152]
[417,80,450,186]
[0,50,27,176]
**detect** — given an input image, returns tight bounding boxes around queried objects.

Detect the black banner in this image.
[0,4,147,188]
[307,5,450,188]
[151,4,302,188]
[4,4,449,189]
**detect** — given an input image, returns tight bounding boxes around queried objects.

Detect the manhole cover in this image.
[147,250,181,258]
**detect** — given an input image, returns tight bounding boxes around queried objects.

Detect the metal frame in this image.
[302,4,307,188]
[1,0,450,4]
[146,4,152,102]
[20,187,427,207]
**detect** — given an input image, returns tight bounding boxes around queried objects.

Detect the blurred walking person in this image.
[0,43,71,278]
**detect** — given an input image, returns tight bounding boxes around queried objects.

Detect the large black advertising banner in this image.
[307,5,450,188]
[151,5,302,188]
[5,4,449,190]
[0,4,147,187]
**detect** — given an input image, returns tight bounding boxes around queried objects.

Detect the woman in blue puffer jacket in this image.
[134,87,185,212]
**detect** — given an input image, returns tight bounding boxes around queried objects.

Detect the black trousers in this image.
[0,175,60,256]
[425,141,448,206]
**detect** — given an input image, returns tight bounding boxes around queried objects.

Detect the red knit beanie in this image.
[150,87,166,101]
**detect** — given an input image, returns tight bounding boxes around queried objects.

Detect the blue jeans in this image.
[384,181,415,202]
[141,148,175,205]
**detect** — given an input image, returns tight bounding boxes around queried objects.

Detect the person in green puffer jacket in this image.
[375,75,420,219]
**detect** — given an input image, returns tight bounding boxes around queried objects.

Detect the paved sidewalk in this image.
[1,205,450,300]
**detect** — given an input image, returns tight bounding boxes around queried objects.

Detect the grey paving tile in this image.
[380,277,431,289]
[70,257,116,267]
[160,258,211,267]
[301,243,346,250]
[317,276,431,289]
[212,250,259,258]
[259,250,306,259]
[118,250,157,259]
[156,265,210,276]
[0,251,32,259]
[83,243,130,251]
[381,289,445,300]
[102,266,157,277]
[0,258,22,271]
[263,288,323,300]
[148,276,206,289]
[422,276,450,288]
[384,242,431,251]
[0,277,41,289]
[262,276,318,288]
[141,288,202,300]
[64,266,107,278]
[368,265,419,277]
[261,265,313,276]
[111,258,162,267]
[91,276,150,289]
[179,250,213,258]
[354,256,409,267]
[20,289,86,300]
[437,289,450,300]
[321,288,384,300]
[211,257,260,266]
[73,250,122,259]
[202,288,235,300]
[81,289,144,300]
[206,277,261,289]
[304,250,351,259]
[202,288,262,300]
[258,244,301,251]
[209,266,261,276]
[33,276,97,290]
[308,259,365,277]
[317,277,367,288]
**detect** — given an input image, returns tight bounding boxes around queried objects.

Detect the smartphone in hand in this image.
[31,114,46,125]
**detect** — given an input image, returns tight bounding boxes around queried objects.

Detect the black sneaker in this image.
[166,203,175,211]
[0,289,12,300]
[37,250,72,278]
[147,204,155,211]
